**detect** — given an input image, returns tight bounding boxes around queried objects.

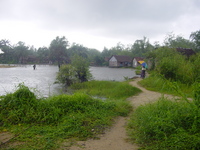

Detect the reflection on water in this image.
[0,65,137,97]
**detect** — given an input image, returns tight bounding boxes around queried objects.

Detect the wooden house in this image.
[176,48,196,58]
[108,55,133,67]
[132,57,144,68]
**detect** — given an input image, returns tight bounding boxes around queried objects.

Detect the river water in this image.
[0,65,137,97]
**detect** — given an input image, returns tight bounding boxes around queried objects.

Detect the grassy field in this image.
[0,81,141,149]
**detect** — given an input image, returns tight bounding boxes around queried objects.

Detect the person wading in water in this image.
[33,64,36,70]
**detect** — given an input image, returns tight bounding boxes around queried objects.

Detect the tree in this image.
[49,36,69,66]
[67,43,88,58]
[0,39,14,63]
[190,30,200,52]
[164,33,195,49]
[14,41,29,64]
[0,39,11,47]
[37,47,50,63]
[56,55,92,87]
[87,48,104,66]
[56,64,78,87]
[71,55,92,82]
[131,37,154,57]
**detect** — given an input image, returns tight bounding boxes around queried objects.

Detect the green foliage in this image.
[0,81,140,149]
[164,32,195,49]
[190,53,200,81]
[127,97,200,149]
[56,64,78,86]
[131,37,154,57]
[148,47,199,85]
[138,72,193,97]
[193,82,200,107]
[67,43,89,58]
[71,55,92,82]
[190,30,200,52]
[128,74,200,149]
[49,36,68,64]
[135,66,142,75]
[71,80,142,100]
[0,30,199,65]
[71,80,142,117]
[56,55,92,86]
[0,84,38,124]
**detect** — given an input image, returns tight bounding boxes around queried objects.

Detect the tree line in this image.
[0,30,200,66]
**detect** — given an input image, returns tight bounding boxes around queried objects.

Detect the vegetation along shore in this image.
[0,30,200,149]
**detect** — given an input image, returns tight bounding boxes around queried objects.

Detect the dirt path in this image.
[69,78,173,150]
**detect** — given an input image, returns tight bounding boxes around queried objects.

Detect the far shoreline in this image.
[0,65,16,68]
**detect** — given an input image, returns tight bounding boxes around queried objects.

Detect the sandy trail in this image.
[69,78,172,150]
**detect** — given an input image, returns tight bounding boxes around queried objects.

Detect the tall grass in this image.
[71,80,141,100]
[138,72,193,97]
[150,48,200,85]
[0,81,141,149]
[128,76,200,149]
[128,97,200,149]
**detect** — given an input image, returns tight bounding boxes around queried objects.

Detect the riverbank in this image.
[0,65,16,68]
[69,78,169,150]
[0,80,141,149]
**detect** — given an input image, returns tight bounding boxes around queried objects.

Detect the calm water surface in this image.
[0,65,137,97]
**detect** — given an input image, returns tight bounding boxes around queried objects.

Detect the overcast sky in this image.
[0,0,200,51]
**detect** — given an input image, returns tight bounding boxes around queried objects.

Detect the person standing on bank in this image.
[141,65,146,79]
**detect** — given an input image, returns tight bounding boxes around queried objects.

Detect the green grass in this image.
[71,80,141,100]
[127,97,200,150]
[135,66,142,75]
[138,72,193,98]
[127,73,200,150]
[0,81,141,149]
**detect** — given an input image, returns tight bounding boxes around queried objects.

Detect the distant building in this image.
[176,48,196,58]
[132,57,144,68]
[108,55,133,67]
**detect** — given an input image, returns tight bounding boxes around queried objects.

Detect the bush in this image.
[139,72,193,97]
[56,56,93,87]
[56,64,78,86]
[149,47,200,85]
[0,84,39,124]
[0,81,141,149]
[127,97,200,149]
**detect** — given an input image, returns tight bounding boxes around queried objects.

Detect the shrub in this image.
[56,64,78,86]
[0,81,141,149]
[128,97,200,149]
[139,72,193,97]
[0,84,39,124]
[149,47,200,85]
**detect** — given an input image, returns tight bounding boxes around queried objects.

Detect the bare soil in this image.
[68,78,175,150]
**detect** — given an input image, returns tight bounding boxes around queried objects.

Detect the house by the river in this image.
[108,55,133,67]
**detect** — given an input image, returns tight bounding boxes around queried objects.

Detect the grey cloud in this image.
[0,0,199,48]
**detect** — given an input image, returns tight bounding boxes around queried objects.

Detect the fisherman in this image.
[33,64,36,70]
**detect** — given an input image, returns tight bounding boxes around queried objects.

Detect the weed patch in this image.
[138,72,193,97]
[128,96,200,149]
[0,81,141,149]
